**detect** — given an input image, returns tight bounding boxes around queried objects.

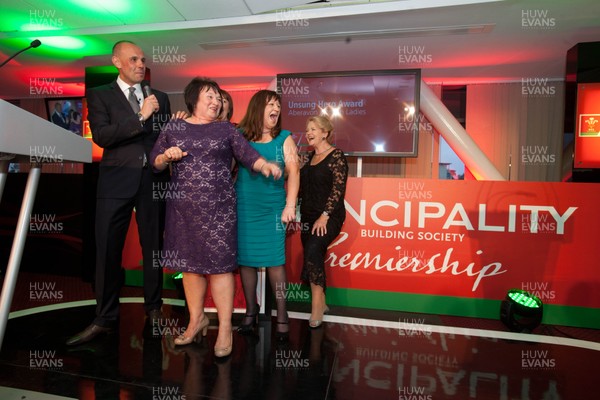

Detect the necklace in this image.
[315,146,333,155]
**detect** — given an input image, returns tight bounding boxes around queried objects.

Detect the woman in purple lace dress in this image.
[150,77,281,357]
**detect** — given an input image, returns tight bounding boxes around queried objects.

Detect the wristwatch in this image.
[322,211,329,217]
[137,112,145,123]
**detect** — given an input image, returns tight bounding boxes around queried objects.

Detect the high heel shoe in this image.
[236,304,259,335]
[309,306,330,329]
[275,321,289,343]
[174,314,209,345]
[214,332,233,358]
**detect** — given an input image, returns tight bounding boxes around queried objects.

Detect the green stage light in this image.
[75,0,132,13]
[500,289,543,333]
[25,36,108,60]
[35,36,86,50]
[508,290,541,309]
[172,272,183,280]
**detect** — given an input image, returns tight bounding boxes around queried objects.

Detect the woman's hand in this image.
[163,146,188,163]
[281,206,296,223]
[311,214,329,236]
[171,110,189,120]
[261,162,283,180]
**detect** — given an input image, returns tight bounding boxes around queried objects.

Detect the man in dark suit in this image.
[67,40,171,345]
[51,102,69,129]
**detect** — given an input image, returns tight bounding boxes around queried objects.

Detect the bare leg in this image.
[239,266,259,325]
[210,272,234,352]
[181,273,207,338]
[310,283,326,323]
[301,231,329,326]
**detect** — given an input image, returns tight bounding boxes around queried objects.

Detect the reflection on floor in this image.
[1,278,599,399]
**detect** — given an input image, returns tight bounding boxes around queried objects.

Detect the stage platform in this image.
[0,272,598,399]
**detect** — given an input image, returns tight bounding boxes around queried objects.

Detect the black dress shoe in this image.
[236,304,258,335]
[66,323,114,346]
[148,309,163,325]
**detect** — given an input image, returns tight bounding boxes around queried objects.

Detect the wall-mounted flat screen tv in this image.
[277,69,420,157]
[45,97,84,136]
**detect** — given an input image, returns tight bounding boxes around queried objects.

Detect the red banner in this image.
[286,178,600,309]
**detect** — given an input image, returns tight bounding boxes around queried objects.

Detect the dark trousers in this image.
[93,171,163,327]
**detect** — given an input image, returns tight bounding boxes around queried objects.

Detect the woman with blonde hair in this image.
[299,115,348,328]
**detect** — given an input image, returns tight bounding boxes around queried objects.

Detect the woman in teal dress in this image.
[235,90,299,342]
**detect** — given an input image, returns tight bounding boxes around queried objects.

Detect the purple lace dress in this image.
[150,120,261,274]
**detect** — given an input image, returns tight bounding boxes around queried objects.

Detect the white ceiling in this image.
[1,0,599,99]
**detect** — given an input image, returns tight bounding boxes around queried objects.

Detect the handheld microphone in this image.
[0,39,42,68]
[142,83,152,98]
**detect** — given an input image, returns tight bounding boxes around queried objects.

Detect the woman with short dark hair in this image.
[150,78,282,357]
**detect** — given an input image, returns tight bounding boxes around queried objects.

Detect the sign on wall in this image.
[285,178,600,326]
[574,82,600,168]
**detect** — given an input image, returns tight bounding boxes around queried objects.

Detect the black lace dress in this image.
[299,148,348,290]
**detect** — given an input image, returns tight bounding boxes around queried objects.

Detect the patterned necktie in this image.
[128,86,140,113]
[128,86,147,167]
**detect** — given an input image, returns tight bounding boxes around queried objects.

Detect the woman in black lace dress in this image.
[299,115,348,328]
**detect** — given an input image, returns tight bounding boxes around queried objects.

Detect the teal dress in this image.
[236,130,290,267]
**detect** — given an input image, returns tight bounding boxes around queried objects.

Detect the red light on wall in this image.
[81,99,103,162]
[83,121,104,162]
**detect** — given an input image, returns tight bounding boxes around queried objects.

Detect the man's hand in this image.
[140,94,159,120]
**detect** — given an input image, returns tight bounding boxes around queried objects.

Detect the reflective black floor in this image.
[1,274,599,400]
